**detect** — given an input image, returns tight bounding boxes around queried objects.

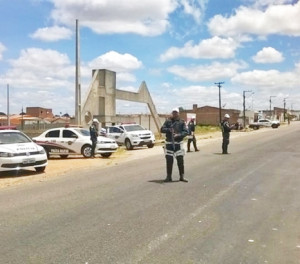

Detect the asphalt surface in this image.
[0,123,299,264]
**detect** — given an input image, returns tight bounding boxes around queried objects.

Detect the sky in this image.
[0,0,300,116]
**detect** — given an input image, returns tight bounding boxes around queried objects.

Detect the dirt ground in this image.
[0,130,257,189]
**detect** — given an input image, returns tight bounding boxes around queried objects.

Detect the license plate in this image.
[23,158,35,164]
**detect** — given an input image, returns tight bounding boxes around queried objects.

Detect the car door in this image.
[106,126,122,144]
[59,129,80,154]
[43,129,66,155]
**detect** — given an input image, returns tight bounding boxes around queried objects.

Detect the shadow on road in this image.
[148,179,180,184]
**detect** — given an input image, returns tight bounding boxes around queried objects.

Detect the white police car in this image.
[33,127,118,158]
[0,128,48,172]
[105,124,155,150]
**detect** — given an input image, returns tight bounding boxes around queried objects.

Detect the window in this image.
[108,127,122,133]
[63,130,77,138]
[45,130,60,138]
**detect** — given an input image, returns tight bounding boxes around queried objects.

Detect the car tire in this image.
[60,155,69,159]
[147,143,154,148]
[125,139,133,150]
[271,124,278,128]
[35,166,46,172]
[81,144,92,158]
[101,153,112,158]
[253,126,259,130]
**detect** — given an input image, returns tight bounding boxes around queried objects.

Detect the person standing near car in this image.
[161,108,189,182]
[221,114,235,154]
[90,118,99,158]
[187,118,199,152]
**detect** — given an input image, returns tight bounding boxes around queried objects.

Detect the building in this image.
[180,104,240,126]
[26,107,54,119]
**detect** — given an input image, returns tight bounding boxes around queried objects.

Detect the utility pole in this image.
[283,98,287,122]
[243,90,252,128]
[215,82,224,124]
[269,95,276,119]
[75,19,81,125]
[7,84,10,126]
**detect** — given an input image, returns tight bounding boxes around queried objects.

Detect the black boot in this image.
[177,156,188,182]
[179,175,188,182]
[164,156,173,182]
[193,141,199,151]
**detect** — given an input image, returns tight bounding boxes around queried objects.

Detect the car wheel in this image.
[147,143,154,148]
[81,144,92,158]
[271,124,278,128]
[101,153,112,158]
[125,139,133,150]
[60,155,69,159]
[35,166,46,172]
[253,126,259,130]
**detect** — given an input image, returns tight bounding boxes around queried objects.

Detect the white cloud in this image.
[180,0,208,24]
[160,37,239,61]
[0,42,6,60]
[30,26,73,42]
[0,48,75,104]
[208,1,300,37]
[231,66,300,92]
[249,0,295,8]
[167,61,247,82]
[49,0,178,36]
[252,47,284,63]
[88,51,142,73]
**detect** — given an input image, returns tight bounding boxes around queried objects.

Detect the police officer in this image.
[221,114,234,154]
[161,108,189,182]
[187,118,199,152]
[90,118,99,158]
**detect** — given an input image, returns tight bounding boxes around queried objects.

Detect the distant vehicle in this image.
[105,124,155,150]
[0,129,48,172]
[33,127,118,158]
[249,119,280,129]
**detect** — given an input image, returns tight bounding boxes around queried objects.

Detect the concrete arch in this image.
[81,69,162,133]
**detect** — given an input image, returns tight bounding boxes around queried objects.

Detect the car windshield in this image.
[0,132,32,144]
[123,125,145,132]
[74,128,90,136]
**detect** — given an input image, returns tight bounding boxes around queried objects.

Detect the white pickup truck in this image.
[105,124,155,150]
[249,119,280,129]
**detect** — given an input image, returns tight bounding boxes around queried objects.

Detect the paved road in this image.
[0,123,299,264]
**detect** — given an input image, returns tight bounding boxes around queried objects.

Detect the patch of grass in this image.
[195,125,220,134]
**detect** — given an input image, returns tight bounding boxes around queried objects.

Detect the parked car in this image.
[249,119,280,129]
[33,127,118,158]
[105,124,155,150]
[0,129,48,172]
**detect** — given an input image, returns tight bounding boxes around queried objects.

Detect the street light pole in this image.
[243,90,252,128]
[215,82,224,124]
[269,95,276,119]
[283,98,287,122]
[75,19,81,125]
[7,84,10,126]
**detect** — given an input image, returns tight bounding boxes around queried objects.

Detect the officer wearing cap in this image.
[187,118,199,152]
[160,108,189,182]
[221,114,234,154]
[90,118,99,158]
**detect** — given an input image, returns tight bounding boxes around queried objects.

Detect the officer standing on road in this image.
[187,118,199,152]
[90,118,99,158]
[221,114,235,154]
[161,108,189,182]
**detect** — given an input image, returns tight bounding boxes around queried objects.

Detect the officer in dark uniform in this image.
[89,118,99,158]
[161,108,189,182]
[187,118,199,152]
[221,114,234,154]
